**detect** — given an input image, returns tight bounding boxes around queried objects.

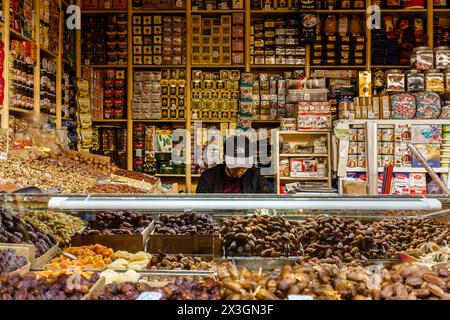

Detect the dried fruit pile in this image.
[45,245,114,270]
[154,212,219,236]
[0,249,28,274]
[81,211,152,236]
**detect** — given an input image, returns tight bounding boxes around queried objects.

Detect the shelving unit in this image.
[275,131,332,194]
[1,0,75,131]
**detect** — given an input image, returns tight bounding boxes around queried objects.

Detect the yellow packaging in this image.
[358,71,372,97]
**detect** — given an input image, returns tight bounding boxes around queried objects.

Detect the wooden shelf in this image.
[9,107,34,114]
[253,120,280,123]
[63,59,73,66]
[191,119,236,123]
[191,64,245,68]
[250,9,299,14]
[279,131,330,135]
[40,47,58,59]
[191,10,245,14]
[348,167,450,173]
[380,9,428,14]
[9,28,35,44]
[92,119,128,123]
[156,173,186,178]
[302,9,365,14]
[280,154,329,158]
[133,119,186,123]
[132,10,186,14]
[339,119,450,125]
[371,65,411,69]
[311,65,366,69]
[251,64,305,68]
[280,177,330,181]
[133,64,186,68]
[82,64,127,68]
[82,10,128,14]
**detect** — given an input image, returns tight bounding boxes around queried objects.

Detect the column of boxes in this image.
[192,0,244,10]
[347,126,367,168]
[251,17,305,65]
[442,125,450,168]
[132,15,186,65]
[160,69,186,120]
[133,71,162,120]
[82,14,127,65]
[191,14,244,65]
[191,70,240,120]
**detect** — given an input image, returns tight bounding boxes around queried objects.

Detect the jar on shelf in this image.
[425,69,445,92]
[445,69,450,92]
[386,69,405,92]
[405,69,425,92]
[435,46,450,69]
[413,47,434,70]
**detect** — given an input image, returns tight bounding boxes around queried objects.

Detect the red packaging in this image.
[402,0,425,8]
[113,0,127,9]
[83,0,98,9]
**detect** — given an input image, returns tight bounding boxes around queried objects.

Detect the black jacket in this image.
[196,163,274,194]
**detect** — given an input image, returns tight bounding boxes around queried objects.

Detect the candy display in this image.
[191,14,244,65]
[132,15,185,66]
[414,92,442,119]
[390,93,416,119]
[0,209,57,258]
[0,249,28,274]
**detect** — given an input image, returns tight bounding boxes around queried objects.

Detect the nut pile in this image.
[220,215,302,257]
[0,209,57,257]
[379,263,450,300]
[146,254,212,271]
[0,271,99,300]
[154,212,219,236]
[45,245,114,270]
[19,210,86,247]
[86,184,147,194]
[0,249,28,274]
[91,277,221,300]
[112,169,159,185]
[81,211,152,235]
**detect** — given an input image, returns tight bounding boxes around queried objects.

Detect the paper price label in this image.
[137,291,162,300]
[0,152,8,160]
[288,294,314,300]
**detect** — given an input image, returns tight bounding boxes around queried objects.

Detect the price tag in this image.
[0,152,8,160]
[137,291,162,300]
[288,294,314,300]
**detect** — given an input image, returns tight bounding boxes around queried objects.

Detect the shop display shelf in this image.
[250,9,300,14]
[132,10,186,14]
[133,119,186,123]
[279,177,330,181]
[310,65,366,69]
[342,119,450,125]
[348,167,450,173]
[133,64,186,68]
[82,10,128,14]
[379,9,428,15]
[434,8,450,15]
[250,64,306,68]
[40,47,58,59]
[371,65,411,69]
[82,64,128,68]
[191,119,237,123]
[191,64,246,68]
[191,10,246,14]
[302,9,366,14]
[280,154,329,157]
[92,119,128,123]
[9,107,34,114]
[155,174,186,178]
[9,28,36,44]
[252,120,280,123]
[279,131,331,135]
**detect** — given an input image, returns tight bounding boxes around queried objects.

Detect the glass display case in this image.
[0,194,449,300]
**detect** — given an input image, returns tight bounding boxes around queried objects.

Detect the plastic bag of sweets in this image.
[390,93,416,119]
[414,92,441,119]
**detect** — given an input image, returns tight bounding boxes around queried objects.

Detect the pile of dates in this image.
[81,211,152,235]
[218,261,374,300]
[0,272,99,300]
[379,263,450,300]
[91,277,221,300]
[220,215,302,257]
[0,249,28,274]
[154,212,219,236]
[146,254,212,271]
[0,209,57,257]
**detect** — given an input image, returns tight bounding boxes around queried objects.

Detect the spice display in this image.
[0,249,28,274]
[154,212,219,236]
[92,277,221,300]
[107,251,152,270]
[191,14,244,65]
[45,245,114,270]
[0,271,99,300]
[390,93,416,119]
[81,211,152,236]
[0,209,57,258]
[379,263,450,300]
[221,215,302,257]
[19,210,86,247]
[132,15,185,66]
[146,254,212,271]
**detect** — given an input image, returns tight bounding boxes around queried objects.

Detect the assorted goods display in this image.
[91,125,128,169]
[80,211,152,236]
[0,249,28,274]
[40,58,57,115]
[39,0,60,54]
[132,14,186,66]
[191,14,244,65]
[192,1,244,10]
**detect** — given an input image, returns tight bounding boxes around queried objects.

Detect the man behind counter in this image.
[196,135,274,194]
